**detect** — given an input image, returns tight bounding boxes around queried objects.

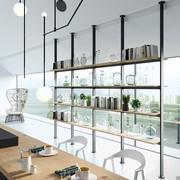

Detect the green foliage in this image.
[80,93,86,100]
[122,95,130,104]
[85,95,91,101]
[131,99,141,109]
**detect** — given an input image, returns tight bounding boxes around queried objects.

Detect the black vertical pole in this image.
[54,38,58,139]
[71,33,75,67]
[92,25,96,153]
[43,16,46,86]
[159,1,165,179]
[71,33,75,143]
[54,38,58,64]
[54,0,57,31]
[23,0,26,78]
[120,15,125,164]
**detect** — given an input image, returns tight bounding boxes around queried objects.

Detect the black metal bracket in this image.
[45,0,84,36]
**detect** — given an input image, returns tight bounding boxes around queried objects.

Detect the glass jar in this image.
[144,123,157,139]
[113,72,121,86]
[80,53,87,66]
[73,76,79,86]
[63,76,70,87]
[99,70,105,86]
[126,75,136,85]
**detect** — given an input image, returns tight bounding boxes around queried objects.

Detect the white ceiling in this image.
[0,0,178,75]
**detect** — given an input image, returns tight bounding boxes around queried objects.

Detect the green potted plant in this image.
[131,99,141,111]
[80,93,86,106]
[122,95,130,111]
[85,95,91,106]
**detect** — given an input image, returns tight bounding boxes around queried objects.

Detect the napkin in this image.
[30,146,44,153]
[55,165,79,178]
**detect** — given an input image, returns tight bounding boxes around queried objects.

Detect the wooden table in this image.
[0,125,127,180]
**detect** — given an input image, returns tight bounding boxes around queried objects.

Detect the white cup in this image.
[30,165,37,175]
[20,156,32,172]
[45,145,53,154]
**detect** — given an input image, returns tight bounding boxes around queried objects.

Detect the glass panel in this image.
[96,20,120,64]
[74,30,92,66]
[18,72,54,118]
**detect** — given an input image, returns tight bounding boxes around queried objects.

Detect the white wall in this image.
[0,0,180,75]
[0,76,16,115]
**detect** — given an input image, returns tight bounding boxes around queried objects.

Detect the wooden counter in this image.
[0,125,127,180]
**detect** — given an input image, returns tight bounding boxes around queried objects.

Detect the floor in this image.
[0,114,180,180]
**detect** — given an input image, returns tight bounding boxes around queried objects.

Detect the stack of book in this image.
[122,45,158,60]
[53,59,71,69]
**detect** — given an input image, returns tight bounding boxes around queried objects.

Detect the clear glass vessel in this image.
[99,70,105,86]
[144,123,157,139]
[113,72,121,86]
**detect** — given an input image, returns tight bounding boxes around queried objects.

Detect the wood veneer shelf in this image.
[55,119,160,145]
[53,58,160,72]
[54,85,160,89]
[121,133,160,145]
[54,102,160,117]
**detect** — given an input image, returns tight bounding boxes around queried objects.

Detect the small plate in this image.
[71,173,97,180]
[39,149,58,157]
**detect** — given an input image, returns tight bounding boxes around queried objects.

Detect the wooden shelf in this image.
[54,102,160,117]
[55,119,160,145]
[121,133,160,145]
[53,58,160,72]
[54,85,160,89]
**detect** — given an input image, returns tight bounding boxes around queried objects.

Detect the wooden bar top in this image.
[0,125,127,180]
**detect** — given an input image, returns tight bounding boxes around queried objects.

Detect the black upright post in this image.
[43,16,46,86]
[92,25,96,153]
[54,38,58,64]
[120,15,125,164]
[71,33,75,67]
[54,38,58,139]
[54,0,57,31]
[159,1,165,179]
[23,0,26,78]
[71,33,75,143]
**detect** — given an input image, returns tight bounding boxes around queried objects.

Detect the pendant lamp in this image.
[13,0,27,17]
[36,12,52,102]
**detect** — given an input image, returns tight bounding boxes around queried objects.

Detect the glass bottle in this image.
[113,72,121,86]
[80,53,87,66]
[99,70,105,86]
[63,76,69,87]
[144,123,157,139]
[125,117,130,134]
[74,76,79,86]
[88,72,92,86]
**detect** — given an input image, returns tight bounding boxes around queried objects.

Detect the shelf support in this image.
[92,25,96,153]
[120,15,125,164]
[54,39,58,139]
[159,1,165,179]
[71,33,75,144]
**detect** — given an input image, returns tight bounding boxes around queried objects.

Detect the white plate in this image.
[71,173,97,180]
[39,149,58,157]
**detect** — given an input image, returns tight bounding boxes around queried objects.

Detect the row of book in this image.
[122,45,158,60]
[91,96,120,110]
[53,59,71,69]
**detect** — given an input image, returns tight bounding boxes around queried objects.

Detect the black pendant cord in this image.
[43,16,46,87]
[23,0,26,78]
[45,0,84,36]
[54,0,57,31]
